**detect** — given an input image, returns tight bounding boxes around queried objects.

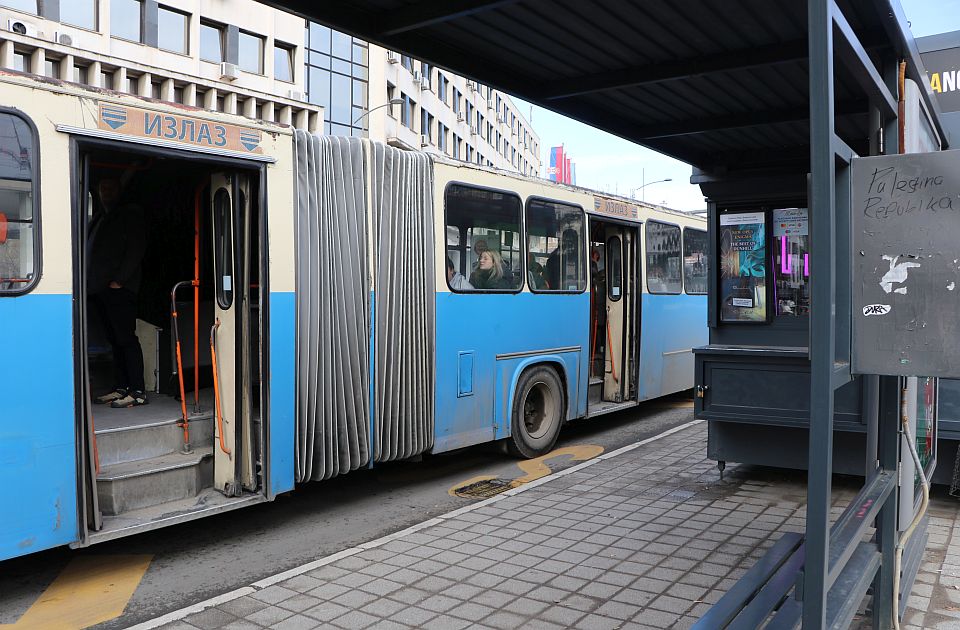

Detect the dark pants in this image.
[91,288,145,393]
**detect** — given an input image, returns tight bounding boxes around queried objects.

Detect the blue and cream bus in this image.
[0,70,706,560]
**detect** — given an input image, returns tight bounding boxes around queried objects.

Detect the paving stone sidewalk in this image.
[143,421,960,630]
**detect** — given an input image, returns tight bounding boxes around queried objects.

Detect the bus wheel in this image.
[508,366,564,458]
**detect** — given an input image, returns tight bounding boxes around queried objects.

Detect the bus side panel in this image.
[434,292,589,453]
[268,290,296,496]
[0,293,78,560]
[638,293,708,400]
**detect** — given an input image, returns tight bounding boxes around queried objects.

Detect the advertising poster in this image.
[720,211,767,322]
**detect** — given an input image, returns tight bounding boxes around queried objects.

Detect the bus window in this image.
[645,221,682,294]
[444,184,522,292]
[607,236,622,301]
[683,228,708,295]
[212,187,234,308]
[526,198,585,292]
[0,112,38,295]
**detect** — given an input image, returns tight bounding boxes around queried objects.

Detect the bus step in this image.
[589,377,603,404]
[97,447,213,515]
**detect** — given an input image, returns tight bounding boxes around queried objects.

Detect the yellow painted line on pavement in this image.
[1,555,152,630]
[449,444,604,496]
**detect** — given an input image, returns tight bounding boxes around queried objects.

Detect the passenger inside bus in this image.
[470,249,512,289]
[88,175,148,408]
[446,255,473,290]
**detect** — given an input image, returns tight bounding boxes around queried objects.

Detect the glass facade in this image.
[306,22,368,136]
[111,0,142,43]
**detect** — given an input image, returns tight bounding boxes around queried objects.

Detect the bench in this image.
[691,532,805,630]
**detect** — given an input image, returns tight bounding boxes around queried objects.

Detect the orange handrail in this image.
[171,280,198,452]
[210,319,231,456]
[606,320,619,384]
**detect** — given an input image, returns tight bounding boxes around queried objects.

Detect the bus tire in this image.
[508,365,564,458]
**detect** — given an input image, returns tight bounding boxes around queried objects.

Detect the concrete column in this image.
[60,54,74,82]
[294,109,309,130]
[278,105,293,126]
[0,41,13,70]
[30,48,45,76]
[203,88,217,110]
[224,92,238,115]
[114,67,127,92]
[242,97,256,119]
[309,111,321,132]
[161,78,175,102]
[138,72,152,97]
[88,61,102,87]
[261,101,275,122]
[183,83,197,107]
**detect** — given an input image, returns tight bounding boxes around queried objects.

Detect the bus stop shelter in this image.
[261,1,948,626]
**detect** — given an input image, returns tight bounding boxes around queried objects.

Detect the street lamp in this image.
[630,168,672,202]
[630,178,672,201]
[352,98,404,125]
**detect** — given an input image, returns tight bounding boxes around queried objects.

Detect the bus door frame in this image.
[69,135,272,544]
[587,215,641,405]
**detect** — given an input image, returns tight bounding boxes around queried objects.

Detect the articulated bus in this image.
[0,71,706,561]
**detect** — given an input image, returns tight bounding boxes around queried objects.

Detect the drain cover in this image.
[453,478,514,499]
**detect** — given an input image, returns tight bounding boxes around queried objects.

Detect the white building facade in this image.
[0,0,320,129]
[0,1,540,175]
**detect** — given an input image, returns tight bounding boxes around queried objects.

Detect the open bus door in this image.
[602,227,636,403]
[209,173,255,496]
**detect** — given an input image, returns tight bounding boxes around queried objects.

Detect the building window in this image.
[0,112,39,295]
[200,21,224,63]
[61,0,96,30]
[401,54,413,72]
[111,0,143,43]
[773,208,810,317]
[421,63,432,89]
[274,42,294,82]
[238,30,264,74]
[437,73,447,103]
[445,184,522,292]
[401,94,414,129]
[526,199,585,292]
[158,6,189,55]
[306,23,368,135]
[12,51,28,73]
[43,58,59,78]
[438,123,447,153]
[0,1,36,15]
[452,87,461,114]
[645,221,682,294]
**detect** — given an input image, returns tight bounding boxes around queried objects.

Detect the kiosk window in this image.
[720,210,767,322]
[0,113,38,295]
[646,221,681,294]
[772,207,809,317]
[213,188,234,308]
[445,184,522,292]
[683,228,708,295]
[526,198,585,292]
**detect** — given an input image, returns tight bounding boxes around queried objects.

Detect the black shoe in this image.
[95,388,127,404]
[110,391,148,408]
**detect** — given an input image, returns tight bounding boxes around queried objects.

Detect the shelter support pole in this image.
[871,52,904,630]
[873,376,900,629]
[803,0,836,626]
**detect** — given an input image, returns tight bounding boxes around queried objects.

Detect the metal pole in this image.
[803,0,835,625]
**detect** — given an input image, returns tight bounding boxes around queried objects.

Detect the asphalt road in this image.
[0,394,697,630]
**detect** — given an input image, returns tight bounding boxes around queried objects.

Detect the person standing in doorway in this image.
[89,176,148,408]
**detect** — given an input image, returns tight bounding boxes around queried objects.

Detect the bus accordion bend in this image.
[0,72,707,560]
